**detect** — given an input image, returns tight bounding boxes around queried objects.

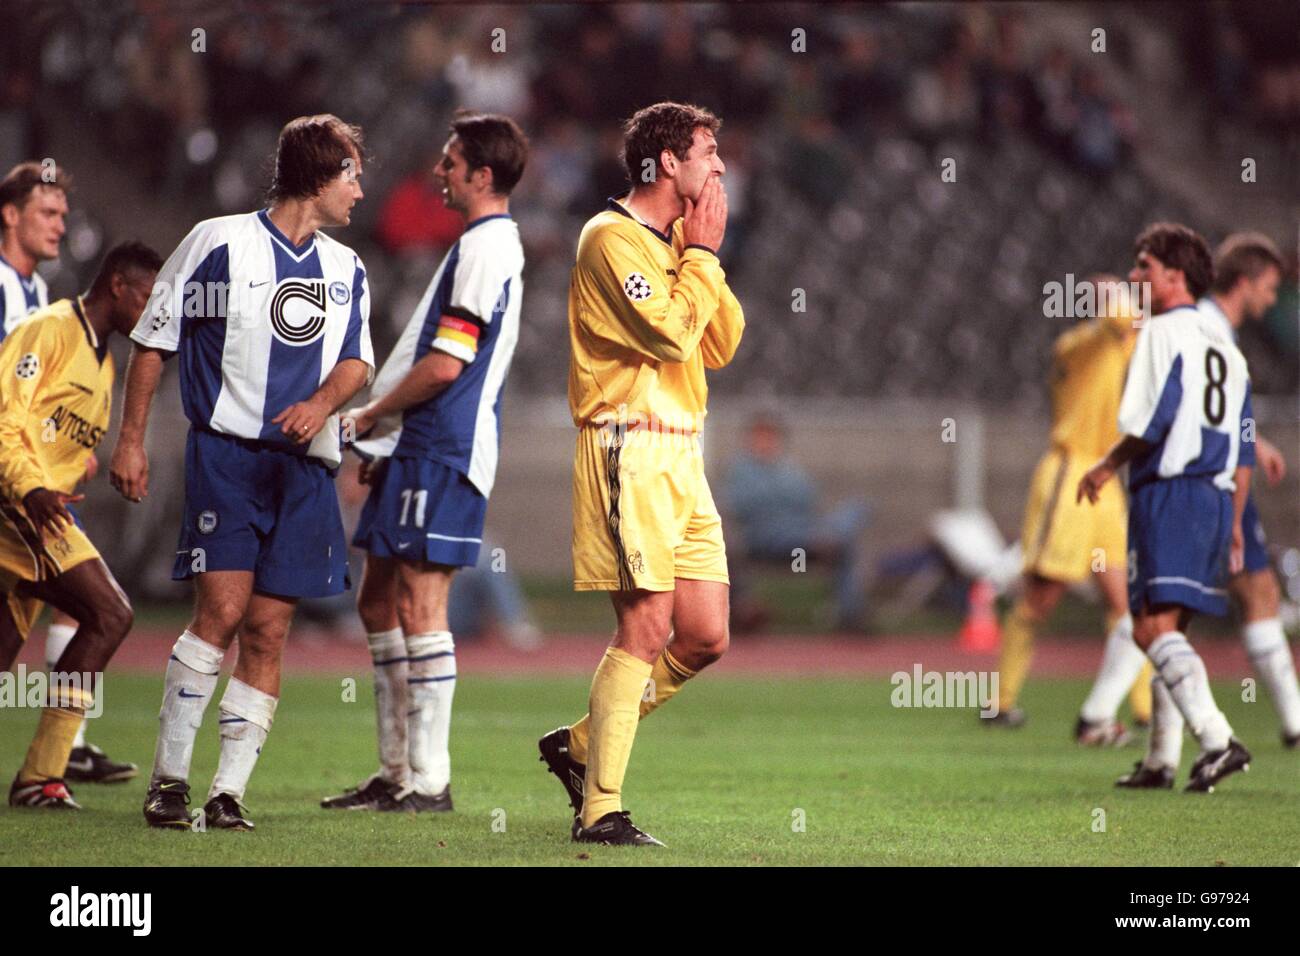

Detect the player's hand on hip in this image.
[1229,523,1245,576]
[23,488,83,538]
[1076,461,1112,505]
[683,176,727,253]
[109,441,149,502]
[273,397,329,444]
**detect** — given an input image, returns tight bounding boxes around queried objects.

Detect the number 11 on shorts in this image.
[399,488,427,526]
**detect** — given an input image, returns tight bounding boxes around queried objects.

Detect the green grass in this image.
[2,673,1298,866]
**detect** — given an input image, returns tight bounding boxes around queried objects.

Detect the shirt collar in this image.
[257,208,316,257]
[606,196,672,246]
[0,250,36,287]
[1197,295,1236,341]
[464,213,511,233]
[71,295,108,363]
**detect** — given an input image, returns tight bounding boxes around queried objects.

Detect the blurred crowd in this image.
[0,4,1148,297]
[0,2,1290,387]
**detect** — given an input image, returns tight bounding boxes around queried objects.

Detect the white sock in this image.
[1143,673,1185,770]
[1148,631,1232,753]
[45,622,87,748]
[1242,618,1300,738]
[406,631,455,795]
[152,631,224,784]
[209,677,277,802]
[368,628,409,785]
[1079,614,1146,723]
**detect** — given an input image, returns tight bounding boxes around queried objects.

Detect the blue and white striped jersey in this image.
[354,214,523,498]
[0,250,49,341]
[131,210,374,467]
[1118,302,1254,492]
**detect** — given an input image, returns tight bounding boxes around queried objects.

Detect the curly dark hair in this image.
[90,240,163,293]
[620,102,720,186]
[1134,222,1213,300]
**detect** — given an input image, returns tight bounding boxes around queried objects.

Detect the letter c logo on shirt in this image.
[269,280,328,346]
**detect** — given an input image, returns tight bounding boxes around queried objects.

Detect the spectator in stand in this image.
[374,152,465,257]
[725,413,870,634]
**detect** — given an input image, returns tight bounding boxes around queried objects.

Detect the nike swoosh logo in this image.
[249,280,270,288]
[397,541,411,550]
[178,688,203,698]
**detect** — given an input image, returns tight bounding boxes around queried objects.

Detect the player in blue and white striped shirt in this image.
[320,112,528,813]
[1078,223,1254,793]
[1202,234,1300,750]
[109,115,375,830]
[0,162,58,340]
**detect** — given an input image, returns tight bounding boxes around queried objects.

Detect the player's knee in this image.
[240,619,288,657]
[195,598,245,644]
[97,594,133,642]
[681,618,730,665]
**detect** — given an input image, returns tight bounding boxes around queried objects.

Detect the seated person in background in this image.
[725,412,869,633]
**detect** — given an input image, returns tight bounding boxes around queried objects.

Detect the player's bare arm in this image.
[1077,434,1151,504]
[1254,434,1285,485]
[344,350,464,438]
[273,357,370,444]
[1228,463,1253,575]
[109,343,167,502]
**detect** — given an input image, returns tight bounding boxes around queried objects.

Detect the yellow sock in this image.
[998,600,1038,712]
[18,705,87,783]
[1128,660,1154,724]
[569,648,696,764]
[581,646,653,827]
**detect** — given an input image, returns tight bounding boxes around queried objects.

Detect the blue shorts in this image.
[352,456,487,568]
[1128,477,1231,617]
[1242,494,1270,574]
[172,428,350,598]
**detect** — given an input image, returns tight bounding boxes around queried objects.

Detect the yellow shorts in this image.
[0,499,100,639]
[572,424,729,591]
[1020,448,1127,583]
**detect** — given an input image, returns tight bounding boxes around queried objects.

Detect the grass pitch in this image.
[2,671,1298,866]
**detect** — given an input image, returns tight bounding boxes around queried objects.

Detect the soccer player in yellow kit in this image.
[538,102,743,846]
[988,275,1153,741]
[0,241,160,808]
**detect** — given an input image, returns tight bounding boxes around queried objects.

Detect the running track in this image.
[12,631,1260,678]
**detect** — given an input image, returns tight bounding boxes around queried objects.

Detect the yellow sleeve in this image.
[700,280,745,369]
[0,319,64,501]
[1052,321,1101,364]
[578,226,724,364]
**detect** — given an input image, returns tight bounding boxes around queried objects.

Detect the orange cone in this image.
[958,579,1000,652]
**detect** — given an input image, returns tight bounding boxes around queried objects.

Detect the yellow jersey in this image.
[1048,309,1136,458]
[567,198,744,430]
[0,297,113,502]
